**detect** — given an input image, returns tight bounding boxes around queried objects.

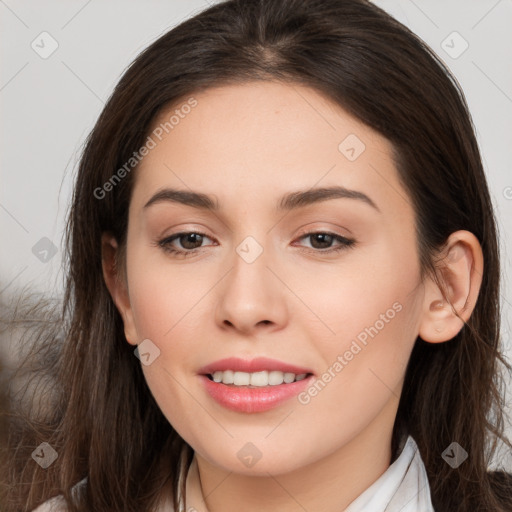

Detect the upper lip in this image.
[198,357,314,376]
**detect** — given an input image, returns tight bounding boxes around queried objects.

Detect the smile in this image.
[208,370,309,387]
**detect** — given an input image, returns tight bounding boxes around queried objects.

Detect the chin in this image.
[195,438,323,477]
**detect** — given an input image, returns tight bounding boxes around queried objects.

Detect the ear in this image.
[418,230,484,343]
[101,232,138,346]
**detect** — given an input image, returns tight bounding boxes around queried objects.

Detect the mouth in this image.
[204,370,313,387]
[197,357,315,413]
[197,356,314,379]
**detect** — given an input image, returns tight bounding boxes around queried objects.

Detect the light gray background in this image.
[1,0,511,469]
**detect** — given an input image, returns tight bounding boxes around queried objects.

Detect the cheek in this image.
[122,245,209,404]
[291,244,423,410]
[126,262,206,436]
[127,249,211,341]
[292,280,422,463]
[288,240,422,354]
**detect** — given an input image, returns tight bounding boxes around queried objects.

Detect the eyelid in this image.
[294,225,349,239]
[293,221,352,237]
[158,230,216,249]
[292,230,355,251]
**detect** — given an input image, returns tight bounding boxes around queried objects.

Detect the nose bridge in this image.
[215,232,288,332]
[235,234,266,266]
[230,233,277,303]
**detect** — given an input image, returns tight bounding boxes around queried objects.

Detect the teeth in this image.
[250,371,269,386]
[283,372,296,384]
[234,371,250,386]
[211,370,308,386]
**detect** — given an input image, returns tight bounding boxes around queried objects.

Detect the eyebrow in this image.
[143,186,380,212]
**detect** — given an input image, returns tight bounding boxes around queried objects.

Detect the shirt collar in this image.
[345,435,435,512]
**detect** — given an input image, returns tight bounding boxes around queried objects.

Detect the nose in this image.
[215,239,289,335]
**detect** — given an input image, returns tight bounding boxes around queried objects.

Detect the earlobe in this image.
[101,232,139,345]
[418,230,483,344]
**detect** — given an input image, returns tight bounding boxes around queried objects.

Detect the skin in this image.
[102,81,483,512]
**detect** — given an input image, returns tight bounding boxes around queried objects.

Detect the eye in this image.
[157,231,215,257]
[294,231,356,253]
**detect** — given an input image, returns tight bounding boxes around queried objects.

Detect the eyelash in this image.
[156,230,356,258]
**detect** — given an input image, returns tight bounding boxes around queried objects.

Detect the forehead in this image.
[131,81,410,218]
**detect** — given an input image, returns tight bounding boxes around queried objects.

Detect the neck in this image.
[194,398,398,512]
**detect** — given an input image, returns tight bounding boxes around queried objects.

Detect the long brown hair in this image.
[2,0,511,510]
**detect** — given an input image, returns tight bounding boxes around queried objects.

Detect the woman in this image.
[2,0,511,510]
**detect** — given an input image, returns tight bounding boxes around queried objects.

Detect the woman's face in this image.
[119,81,427,475]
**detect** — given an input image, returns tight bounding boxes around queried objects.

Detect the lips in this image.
[197,357,315,413]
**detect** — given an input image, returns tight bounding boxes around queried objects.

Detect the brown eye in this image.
[157,231,215,256]
[296,231,355,252]
[308,233,335,249]
[176,233,205,250]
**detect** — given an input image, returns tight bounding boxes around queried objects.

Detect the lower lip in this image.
[199,374,314,413]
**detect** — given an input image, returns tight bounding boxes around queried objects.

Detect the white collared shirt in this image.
[34,435,435,511]
[344,436,435,511]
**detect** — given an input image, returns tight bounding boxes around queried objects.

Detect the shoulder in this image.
[32,477,87,512]
[30,477,177,511]
[31,492,177,512]
[32,495,68,512]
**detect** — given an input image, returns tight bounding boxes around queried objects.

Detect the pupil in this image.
[311,233,332,249]
[182,233,202,249]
